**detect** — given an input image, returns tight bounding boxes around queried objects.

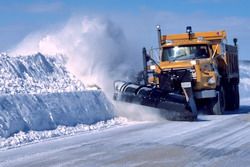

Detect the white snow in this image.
[0,114,249,167]
[0,117,128,149]
[0,53,85,94]
[0,91,115,138]
[239,61,250,105]
[0,55,249,151]
[0,53,116,139]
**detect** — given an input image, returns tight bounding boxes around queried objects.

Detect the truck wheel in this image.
[225,84,240,110]
[234,84,240,110]
[225,83,239,111]
[207,86,225,115]
[225,83,233,110]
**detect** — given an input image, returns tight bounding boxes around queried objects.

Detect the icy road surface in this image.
[0,108,250,167]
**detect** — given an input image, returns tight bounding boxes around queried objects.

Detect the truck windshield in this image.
[162,45,209,61]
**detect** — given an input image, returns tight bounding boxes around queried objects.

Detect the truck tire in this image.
[234,84,240,110]
[225,83,233,110]
[225,83,240,110]
[207,86,225,115]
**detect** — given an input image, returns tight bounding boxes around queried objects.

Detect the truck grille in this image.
[159,69,192,92]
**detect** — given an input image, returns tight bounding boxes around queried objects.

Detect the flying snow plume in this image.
[11,16,140,93]
[10,16,163,121]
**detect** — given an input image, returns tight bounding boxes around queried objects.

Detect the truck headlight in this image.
[149,65,156,70]
[191,60,196,65]
[190,69,197,79]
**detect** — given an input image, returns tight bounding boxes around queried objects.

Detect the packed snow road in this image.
[0,107,250,167]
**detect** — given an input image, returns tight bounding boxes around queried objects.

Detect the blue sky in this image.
[0,0,250,59]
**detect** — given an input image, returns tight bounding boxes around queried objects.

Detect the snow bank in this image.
[0,53,84,94]
[0,53,115,138]
[0,117,127,149]
[239,61,250,105]
[0,91,115,138]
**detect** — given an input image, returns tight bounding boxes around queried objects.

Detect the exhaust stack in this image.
[156,25,162,49]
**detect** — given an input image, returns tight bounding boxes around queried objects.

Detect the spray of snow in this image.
[10,16,163,122]
[10,16,140,93]
[115,103,165,121]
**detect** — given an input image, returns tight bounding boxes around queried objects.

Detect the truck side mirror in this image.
[143,47,150,62]
[145,55,150,62]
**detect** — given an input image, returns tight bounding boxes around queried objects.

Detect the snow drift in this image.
[0,53,115,138]
[0,53,84,94]
[239,61,250,105]
[0,91,115,138]
[0,16,157,139]
[0,117,127,148]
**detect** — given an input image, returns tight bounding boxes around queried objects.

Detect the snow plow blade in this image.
[113,81,197,121]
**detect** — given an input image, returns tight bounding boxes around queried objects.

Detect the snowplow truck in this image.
[113,26,239,120]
